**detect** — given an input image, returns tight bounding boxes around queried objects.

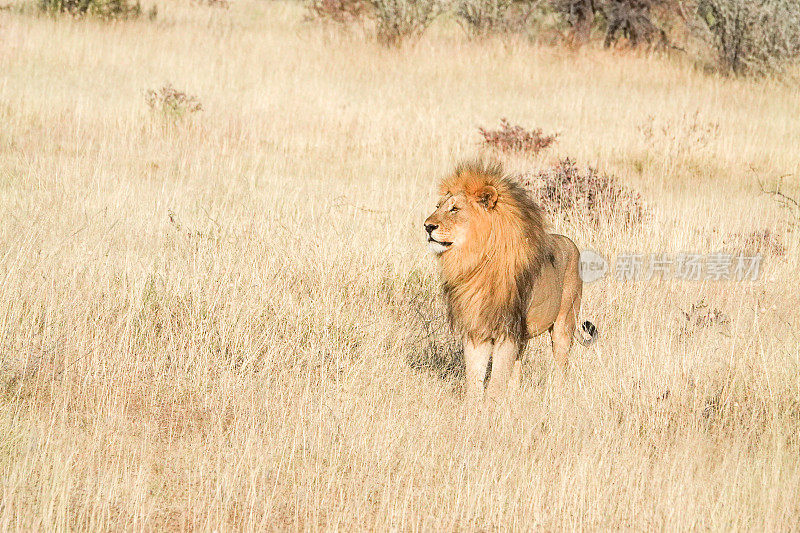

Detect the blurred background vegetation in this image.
[30,0,800,77]
[306,0,800,76]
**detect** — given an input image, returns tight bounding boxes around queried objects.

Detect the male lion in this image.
[424,162,597,408]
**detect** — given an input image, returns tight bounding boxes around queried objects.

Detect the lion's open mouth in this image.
[428,237,452,247]
[427,237,452,255]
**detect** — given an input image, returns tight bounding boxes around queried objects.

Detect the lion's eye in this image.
[449,206,459,213]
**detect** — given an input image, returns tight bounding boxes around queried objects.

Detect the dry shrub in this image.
[307,0,370,23]
[522,158,647,227]
[456,0,542,37]
[478,118,558,154]
[678,299,731,340]
[306,0,445,45]
[724,228,786,257]
[146,84,203,121]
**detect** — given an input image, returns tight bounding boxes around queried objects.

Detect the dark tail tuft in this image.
[578,320,598,347]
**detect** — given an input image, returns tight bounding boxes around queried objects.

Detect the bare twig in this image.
[754,169,800,215]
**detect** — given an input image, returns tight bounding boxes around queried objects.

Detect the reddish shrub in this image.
[478,119,557,155]
[521,158,647,227]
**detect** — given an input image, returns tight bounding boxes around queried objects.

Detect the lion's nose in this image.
[425,223,438,234]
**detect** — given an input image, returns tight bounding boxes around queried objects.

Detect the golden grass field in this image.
[1,1,799,529]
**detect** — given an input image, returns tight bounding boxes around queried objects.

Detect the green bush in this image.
[39,0,144,19]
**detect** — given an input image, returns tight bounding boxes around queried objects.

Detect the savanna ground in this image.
[1,1,799,529]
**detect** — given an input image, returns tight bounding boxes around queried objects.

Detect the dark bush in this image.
[553,0,676,47]
[479,119,558,154]
[602,0,670,47]
[551,0,595,44]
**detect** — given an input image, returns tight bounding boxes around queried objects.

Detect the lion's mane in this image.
[438,162,549,343]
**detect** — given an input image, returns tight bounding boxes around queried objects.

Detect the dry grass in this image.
[1,1,799,530]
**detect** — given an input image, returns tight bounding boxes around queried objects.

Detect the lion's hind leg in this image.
[550,294,579,371]
[550,322,574,371]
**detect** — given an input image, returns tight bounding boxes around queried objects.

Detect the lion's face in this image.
[424,186,497,255]
[424,193,470,254]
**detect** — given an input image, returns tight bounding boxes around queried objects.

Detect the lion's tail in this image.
[575,320,599,347]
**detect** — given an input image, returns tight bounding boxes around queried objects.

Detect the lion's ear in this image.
[475,185,498,209]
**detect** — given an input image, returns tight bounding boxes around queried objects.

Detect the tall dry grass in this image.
[1,1,799,529]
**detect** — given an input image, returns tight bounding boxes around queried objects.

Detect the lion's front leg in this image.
[484,339,520,410]
[507,359,523,396]
[463,336,492,407]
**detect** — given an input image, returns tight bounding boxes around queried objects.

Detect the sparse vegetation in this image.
[678,299,731,339]
[725,228,786,257]
[637,111,721,156]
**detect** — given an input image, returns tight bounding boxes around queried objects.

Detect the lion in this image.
[424,161,597,408]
